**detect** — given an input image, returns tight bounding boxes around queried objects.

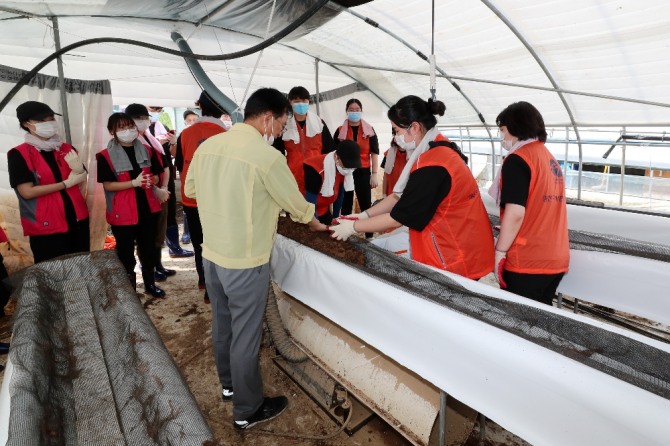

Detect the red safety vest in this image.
[10,142,89,236]
[97,146,161,226]
[304,154,344,217]
[179,122,226,207]
[409,140,494,279]
[337,123,373,168]
[500,141,570,274]
[285,119,324,194]
[384,147,408,196]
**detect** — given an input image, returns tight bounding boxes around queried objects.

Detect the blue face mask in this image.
[149,112,161,122]
[347,111,362,122]
[292,103,309,116]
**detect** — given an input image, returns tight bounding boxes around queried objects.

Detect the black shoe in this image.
[156,265,176,277]
[233,396,288,431]
[0,342,9,355]
[204,291,210,304]
[181,233,191,244]
[144,284,166,298]
[222,386,233,401]
[154,270,167,282]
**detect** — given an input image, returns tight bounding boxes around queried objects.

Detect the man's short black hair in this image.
[288,86,310,101]
[244,88,291,120]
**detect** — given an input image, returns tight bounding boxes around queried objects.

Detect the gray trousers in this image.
[204,258,270,420]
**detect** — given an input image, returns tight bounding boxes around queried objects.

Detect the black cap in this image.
[183,109,198,119]
[198,91,225,114]
[16,101,61,122]
[125,103,150,118]
[336,140,362,168]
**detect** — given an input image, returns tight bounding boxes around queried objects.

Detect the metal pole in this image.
[466,128,473,171]
[563,127,569,178]
[557,292,563,309]
[620,126,626,206]
[439,390,447,445]
[315,58,321,115]
[478,412,486,446]
[51,16,72,144]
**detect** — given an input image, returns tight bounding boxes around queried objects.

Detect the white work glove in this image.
[153,186,170,203]
[330,219,357,241]
[63,170,86,188]
[370,173,379,189]
[63,150,85,174]
[131,172,152,189]
[340,210,369,221]
[494,249,507,289]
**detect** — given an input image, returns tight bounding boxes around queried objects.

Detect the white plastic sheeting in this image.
[1,0,670,127]
[271,234,670,446]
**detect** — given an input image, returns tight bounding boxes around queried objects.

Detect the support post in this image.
[439,390,447,445]
[478,412,486,446]
[315,59,321,115]
[51,16,72,145]
[619,126,626,206]
[557,292,563,309]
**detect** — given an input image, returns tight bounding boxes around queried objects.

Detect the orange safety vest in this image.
[337,124,372,168]
[97,147,161,226]
[384,148,408,196]
[408,140,494,279]
[500,141,569,274]
[304,154,344,217]
[179,122,226,207]
[284,119,323,194]
[11,142,89,236]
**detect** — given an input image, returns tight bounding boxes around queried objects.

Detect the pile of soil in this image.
[276,216,366,267]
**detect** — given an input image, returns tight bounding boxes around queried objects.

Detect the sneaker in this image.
[233,396,288,431]
[222,386,233,401]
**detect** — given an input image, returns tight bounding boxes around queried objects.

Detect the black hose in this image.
[265,281,308,363]
[0,0,331,114]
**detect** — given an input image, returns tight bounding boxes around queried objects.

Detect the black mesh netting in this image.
[6,250,214,445]
[488,214,670,264]
[337,237,670,402]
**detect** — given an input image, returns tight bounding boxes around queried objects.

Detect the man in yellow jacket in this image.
[184,88,326,431]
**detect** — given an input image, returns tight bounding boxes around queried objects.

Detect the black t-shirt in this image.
[390,165,452,231]
[273,119,334,155]
[97,145,163,217]
[500,154,531,207]
[8,148,78,228]
[333,125,380,156]
[304,164,323,194]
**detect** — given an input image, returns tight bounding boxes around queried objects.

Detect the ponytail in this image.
[388,95,446,131]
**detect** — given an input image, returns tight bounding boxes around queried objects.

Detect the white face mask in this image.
[263,116,274,145]
[394,133,416,151]
[33,121,59,139]
[134,119,150,133]
[337,165,355,176]
[221,119,233,129]
[116,128,138,144]
[501,138,514,151]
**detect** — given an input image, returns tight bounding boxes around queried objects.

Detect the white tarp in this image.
[271,234,670,446]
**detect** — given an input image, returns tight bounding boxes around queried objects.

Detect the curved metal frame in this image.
[481,0,584,197]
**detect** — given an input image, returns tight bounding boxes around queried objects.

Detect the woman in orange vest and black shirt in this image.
[380,130,408,199]
[333,99,379,237]
[304,140,361,225]
[331,96,494,280]
[490,101,569,305]
[96,112,165,297]
[8,101,89,263]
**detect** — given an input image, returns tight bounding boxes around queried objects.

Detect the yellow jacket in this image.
[184,123,314,269]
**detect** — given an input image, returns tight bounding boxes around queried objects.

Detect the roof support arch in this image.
[330,3,498,178]
[482,0,585,198]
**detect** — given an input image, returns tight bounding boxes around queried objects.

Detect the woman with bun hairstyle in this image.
[8,101,89,263]
[489,101,569,305]
[331,96,494,280]
[333,98,379,236]
[96,112,165,297]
